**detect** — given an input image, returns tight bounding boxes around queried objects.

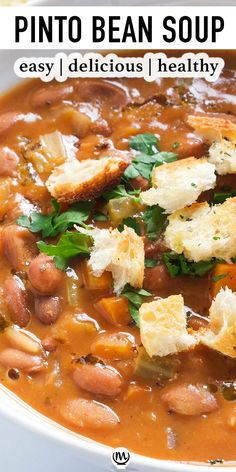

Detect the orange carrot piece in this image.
[80,260,112,291]
[211,263,236,298]
[95,297,131,326]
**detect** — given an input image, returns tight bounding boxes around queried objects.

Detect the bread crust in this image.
[187,114,236,143]
[46,156,130,204]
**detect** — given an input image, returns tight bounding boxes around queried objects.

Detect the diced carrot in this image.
[80,260,112,291]
[211,263,236,298]
[124,383,152,402]
[52,314,98,347]
[91,333,137,360]
[95,297,131,326]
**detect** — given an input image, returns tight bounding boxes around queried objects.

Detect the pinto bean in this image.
[2,225,37,271]
[60,399,119,429]
[71,111,91,138]
[31,85,73,108]
[144,265,173,292]
[42,337,57,352]
[0,147,19,177]
[5,326,41,354]
[28,254,63,295]
[35,296,61,325]
[176,134,206,159]
[0,112,21,135]
[0,348,43,373]
[73,364,123,397]
[90,119,112,137]
[162,383,218,416]
[4,275,30,327]
[130,176,149,191]
[144,238,168,258]
[187,315,209,331]
[78,80,129,108]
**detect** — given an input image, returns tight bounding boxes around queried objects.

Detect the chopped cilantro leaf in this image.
[142,205,167,241]
[103,184,140,203]
[212,187,236,205]
[124,150,177,181]
[172,141,180,149]
[121,285,151,326]
[123,133,177,181]
[145,258,158,268]
[154,152,177,166]
[118,217,141,235]
[93,213,108,222]
[37,231,91,271]
[163,252,221,278]
[212,273,228,282]
[129,133,160,155]
[17,200,93,238]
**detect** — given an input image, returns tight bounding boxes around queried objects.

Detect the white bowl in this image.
[0,1,235,471]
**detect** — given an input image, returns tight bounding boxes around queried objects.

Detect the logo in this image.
[111,447,131,470]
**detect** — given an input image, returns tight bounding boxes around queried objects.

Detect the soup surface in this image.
[0,58,235,464]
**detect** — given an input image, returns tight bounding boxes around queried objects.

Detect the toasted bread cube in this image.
[139,295,196,357]
[187,115,236,143]
[165,197,236,263]
[46,156,129,204]
[140,157,216,213]
[84,226,144,294]
[200,287,236,358]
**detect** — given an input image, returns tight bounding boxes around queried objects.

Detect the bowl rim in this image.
[0,384,232,471]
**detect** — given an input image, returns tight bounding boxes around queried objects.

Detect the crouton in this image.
[187,115,236,143]
[200,287,236,358]
[165,197,236,263]
[140,157,216,213]
[46,156,129,204]
[81,226,144,294]
[139,295,197,357]
[208,139,236,175]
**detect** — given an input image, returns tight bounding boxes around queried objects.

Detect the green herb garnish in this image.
[163,252,221,278]
[172,141,180,149]
[212,273,228,282]
[17,199,93,238]
[121,285,151,326]
[37,231,91,271]
[93,213,108,222]
[129,133,160,155]
[103,184,140,203]
[123,133,177,181]
[142,205,167,241]
[212,187,236,205]
[145,258,158,268]
[118,217,141,235]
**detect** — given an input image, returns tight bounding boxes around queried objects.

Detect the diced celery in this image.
[105,197,142,225]
[134,347,180,381]
[66,278,79,306]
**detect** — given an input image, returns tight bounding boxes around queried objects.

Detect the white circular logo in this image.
[111,447,131,470]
